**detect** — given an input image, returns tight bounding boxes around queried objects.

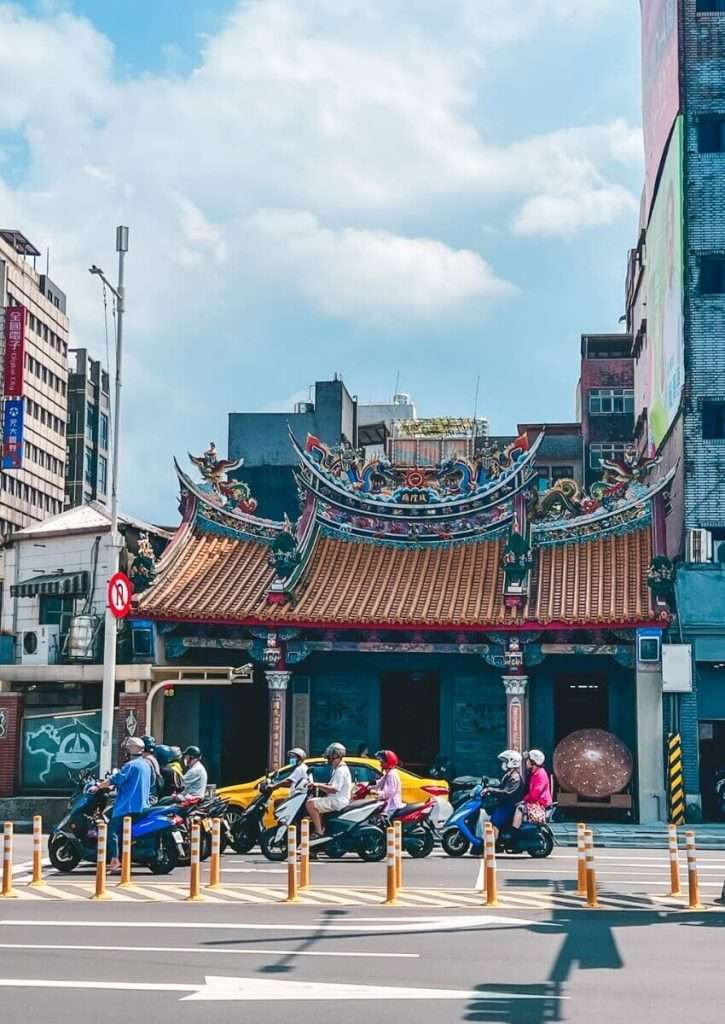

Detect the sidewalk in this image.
[552,822,725,849]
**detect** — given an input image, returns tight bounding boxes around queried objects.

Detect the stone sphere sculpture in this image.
[553,728,633,799]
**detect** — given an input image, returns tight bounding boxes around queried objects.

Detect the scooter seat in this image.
[390,802,428,818]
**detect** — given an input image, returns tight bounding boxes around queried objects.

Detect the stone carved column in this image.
[502,675,528,753]
[266,671,291,771]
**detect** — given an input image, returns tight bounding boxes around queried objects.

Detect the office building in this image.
[65,349,110,508]
[0,229,69,535]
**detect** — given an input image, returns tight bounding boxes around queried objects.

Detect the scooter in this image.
[441,784,555,859]
[355,784,437,858]
[48,774,186,874]
[225,779,275,854]
[260,782,387,862]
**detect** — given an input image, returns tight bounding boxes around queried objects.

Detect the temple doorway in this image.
[380,671,440,774]
[555,679,608,745]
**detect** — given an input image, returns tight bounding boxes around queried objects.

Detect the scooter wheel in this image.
[226,810,257,854]
[442,829,470,857]
[48,833,81,873]
[527,830,554,858]
[357,828,386,862]
[148,833,179,875]
[406,830,435,859]
[260,826,288,862]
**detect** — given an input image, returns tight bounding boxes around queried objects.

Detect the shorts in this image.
[309,795,347,814]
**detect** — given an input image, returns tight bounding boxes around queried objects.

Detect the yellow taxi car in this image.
[218,756,449,830]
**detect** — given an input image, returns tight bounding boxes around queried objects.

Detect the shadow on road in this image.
[464,909,725,1023]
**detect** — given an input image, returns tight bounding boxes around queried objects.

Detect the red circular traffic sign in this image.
[108,571,133,618]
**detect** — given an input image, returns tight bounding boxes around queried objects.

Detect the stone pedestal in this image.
[502,675,528,753]
[266,671,291,771]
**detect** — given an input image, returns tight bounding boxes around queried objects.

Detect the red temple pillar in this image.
[502,675,529,753]
[265,671,291,771]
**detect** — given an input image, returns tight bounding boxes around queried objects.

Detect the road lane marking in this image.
[0,976,566,1003]
[0,943,418,959]
[0,914,540,932]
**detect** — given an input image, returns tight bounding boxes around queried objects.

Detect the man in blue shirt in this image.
[99,736,152,872]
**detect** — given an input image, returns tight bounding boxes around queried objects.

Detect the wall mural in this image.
[22,710,102,790]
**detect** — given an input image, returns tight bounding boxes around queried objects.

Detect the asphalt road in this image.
[0,898,723,1023]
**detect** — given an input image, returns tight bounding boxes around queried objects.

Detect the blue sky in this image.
[1,1,643,522]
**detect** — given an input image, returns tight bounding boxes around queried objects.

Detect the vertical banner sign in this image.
[2,398,24,469]
[3,305,26,396]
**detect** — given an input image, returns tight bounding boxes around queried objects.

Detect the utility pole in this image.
[90,226,129,776]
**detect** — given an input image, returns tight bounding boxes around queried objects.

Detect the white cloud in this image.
[245,209,513,320]
[0,0,642,517]
[513,184,638,238]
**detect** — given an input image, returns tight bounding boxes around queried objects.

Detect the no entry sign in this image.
[108,572,133,618]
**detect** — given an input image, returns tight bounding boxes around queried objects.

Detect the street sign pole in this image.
[98,226,129,778]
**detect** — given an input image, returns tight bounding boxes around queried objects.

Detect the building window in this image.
[697,0,725,12]
[701,256,725,294]
[84,446,94,485]
[589,442,628,470]
[552,465,575,482]
[39,595,76,639]
[703,401,725,439]
[100,412,109,449]
[98,455,108,495]
[588,388,634,414]
[536,468,550,493]
[698,117,725,153]
[87,402,97,441]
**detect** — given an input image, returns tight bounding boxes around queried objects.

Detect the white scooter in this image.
[260,777,388,862]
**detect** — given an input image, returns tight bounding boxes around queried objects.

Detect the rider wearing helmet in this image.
[99,736,153,871]
[483,749,525,839]
[305,742,352,839]
[371,749,404,817]
[512,748,552,829]
[279,747,309,793]
[141,735,161,804]
[178,745,208,799]
[154,744,184,799]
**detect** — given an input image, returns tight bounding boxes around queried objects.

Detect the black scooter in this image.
[226,781,274,854]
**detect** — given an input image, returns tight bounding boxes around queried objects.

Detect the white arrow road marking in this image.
[0,943,418,959]
[0,913,540,933]
[0,977,566,1003]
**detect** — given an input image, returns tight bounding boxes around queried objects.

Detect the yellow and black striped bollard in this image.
[668,733,685,826]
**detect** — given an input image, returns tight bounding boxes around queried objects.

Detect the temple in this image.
[136,432,676,821]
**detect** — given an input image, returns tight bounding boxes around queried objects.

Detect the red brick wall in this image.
[0,693,23,797]
[114,693,147,764]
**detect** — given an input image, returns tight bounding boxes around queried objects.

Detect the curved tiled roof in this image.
[138,521,656,629]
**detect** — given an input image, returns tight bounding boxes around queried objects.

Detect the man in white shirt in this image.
[306,742,352,838]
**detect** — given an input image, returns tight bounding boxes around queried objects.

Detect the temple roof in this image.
[138,517,655,628]
[134,435,673,631]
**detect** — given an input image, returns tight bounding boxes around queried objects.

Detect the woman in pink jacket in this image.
[512,749,552,828]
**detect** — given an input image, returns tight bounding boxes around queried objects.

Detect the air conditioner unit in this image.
[713,539,725,565]
[20,625,60,666]
[686,528,713,563]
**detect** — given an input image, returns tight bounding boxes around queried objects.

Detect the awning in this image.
[11,570,89,598]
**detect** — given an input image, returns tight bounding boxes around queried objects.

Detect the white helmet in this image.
[527,748,545,766]
[287,747,306,761]
[497,749,522,771]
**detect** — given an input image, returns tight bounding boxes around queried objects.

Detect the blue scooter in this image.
[49,772,185,874]
[441,782,554,859]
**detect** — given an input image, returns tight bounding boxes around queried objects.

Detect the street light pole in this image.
[92,226,129,776]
